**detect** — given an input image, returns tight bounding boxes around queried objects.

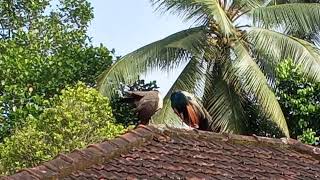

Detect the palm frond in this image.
[247,27,320,81]
[228,42,289,137]
[97,26,206,97]
[251,3,320,34]
[314,33,320,47]
[250,51,278,89]
[152,57,205,126]
[151,0,234,36]
[203,71,247,134]
[233,0,265,11]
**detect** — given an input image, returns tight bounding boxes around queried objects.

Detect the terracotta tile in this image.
[221,142,238,151]
[124,175,139,180]
[209,174,231,180]
[91,164,105,171]
[71,176,91,180]
[102,164,119,172]
[185,172,208,180]
[206,140,224,149]
[253,152,272,159]
[232,170,253,179]
[5,171,36,180]
[7,126,320,180]
[44,158,71,173]
[66,174,79,180]
[229,162,250,172]
[29,165,58,178]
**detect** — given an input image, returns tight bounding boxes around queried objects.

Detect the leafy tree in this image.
[0,0,113,140]
[298,129,319,145]
[244,59,320,144]
[276,59,320,144]
[97,0,320,137]
[0,83,126,175]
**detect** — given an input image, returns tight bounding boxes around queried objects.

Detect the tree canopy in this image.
[0,0,113,140]
[0,83,126,175]
[0,1,127,174]
[276,59,320,144]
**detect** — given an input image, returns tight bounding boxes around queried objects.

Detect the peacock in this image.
[170,90,212,131]
[122,90,163,125]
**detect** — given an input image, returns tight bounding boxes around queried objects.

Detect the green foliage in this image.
[0,83,126,175]
[124,79,160,91]
[276,59,320,141]
[111,78,159,127]
[298,129,319,145]
[245,102,285,138]
[246,59,320,142]
[0,0,113,140]
[110,96,137,127]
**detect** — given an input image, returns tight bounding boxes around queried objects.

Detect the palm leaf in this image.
[247,27,320,81]
[251,3,320,34]
[151,0,234,36]
[203,70,247,134]
[97,26,206,97]
[229,42,289,137]
[233,0,265,11]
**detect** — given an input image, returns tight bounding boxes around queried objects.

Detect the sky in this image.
[87,0,192,95]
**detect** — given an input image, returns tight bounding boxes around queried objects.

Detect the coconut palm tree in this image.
[97,0,320,137]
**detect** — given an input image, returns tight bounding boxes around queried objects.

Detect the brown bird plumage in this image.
[122,90,163,125]
[170,91,212,131]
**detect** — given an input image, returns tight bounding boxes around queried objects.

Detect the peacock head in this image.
[170,91,189,119]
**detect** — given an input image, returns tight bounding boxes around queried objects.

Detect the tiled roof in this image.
[4,125,320,179]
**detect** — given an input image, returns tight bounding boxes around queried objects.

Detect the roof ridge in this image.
[162,126,320,159]
[5,125,159,180]
[5,125,320,179]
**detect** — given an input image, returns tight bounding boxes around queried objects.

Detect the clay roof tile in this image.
[5,125,320,179]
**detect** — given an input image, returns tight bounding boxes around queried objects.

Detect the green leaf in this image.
[97,26,206,97]
[229,42,289,137]
[203,72,247,134]
[233,0,264,11]
[247,27,320,81]
[252,3,320,34]
[151,0,234,36]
